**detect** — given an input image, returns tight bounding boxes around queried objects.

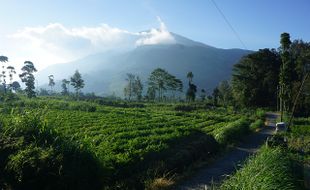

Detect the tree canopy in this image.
[70,70,85,99]
[148,68,183,101]
[232,49,281,107]
[19,61,37,98]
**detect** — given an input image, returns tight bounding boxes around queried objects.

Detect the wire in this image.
[210,0,247,49]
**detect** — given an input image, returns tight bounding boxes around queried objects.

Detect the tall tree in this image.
[124,73,135,100]
[212,87,220,106]
[200,89,206,101]
[11,81,21,92]
[218,80,233,106]
[61,79,70,95]
[133,76,143,101]
[232,49,280,107]
[148,68,182,101]
[149,68,166,101]
[0,56,8,93]
[70,70,84,100]
[166,75,183,100]
[279,32,293,121]
[186,71,197,102]
[19,61,37,98]
[186,83,197,102]
[6,66,16,91]
[146,86,156,101]
[289,40,310,116]
[48,75,55,92]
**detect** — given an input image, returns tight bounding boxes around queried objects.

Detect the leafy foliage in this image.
[19,61,37,98]
[124,74,143,101]
[232,49,280,107]
[61,79,70,95]
[70,70,84,99]
[148,68,183,101]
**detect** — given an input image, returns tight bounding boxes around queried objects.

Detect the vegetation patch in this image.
[212,118,251,145]
[249,119,264,131]
[0,113,106,190]
[220,146,296,190]
[0,100,249,189]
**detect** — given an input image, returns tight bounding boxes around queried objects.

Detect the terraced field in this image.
[0,100,254,189]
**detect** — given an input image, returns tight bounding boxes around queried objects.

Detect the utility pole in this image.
[288,63,310,128]
[276,85,279,112]
[280,67,284,122]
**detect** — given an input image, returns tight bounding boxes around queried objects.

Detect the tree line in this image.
[230,33,310,116]
[0,57,86,100]
[43,70,85,100]
[123,68,210,102]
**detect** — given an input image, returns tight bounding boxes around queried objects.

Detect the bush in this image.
[255,108,266,120]
[68,102,97,112]
[250,119,264,131]
[213,118,250,145]
[174,105,195,112]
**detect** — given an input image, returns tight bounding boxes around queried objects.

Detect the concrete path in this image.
[176,113,278,190]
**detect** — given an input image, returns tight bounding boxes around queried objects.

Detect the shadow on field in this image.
[111,130,220,189]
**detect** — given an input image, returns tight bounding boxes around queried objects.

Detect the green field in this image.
[0,98,257,189]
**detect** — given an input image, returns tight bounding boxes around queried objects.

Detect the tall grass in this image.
[249,119,264,131]
[220,146,295,190]
[212,118,251,145]
[0,111,106,190]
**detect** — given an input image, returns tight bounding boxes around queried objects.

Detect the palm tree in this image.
[7,66,16,91]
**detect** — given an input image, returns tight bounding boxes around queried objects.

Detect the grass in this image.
[286,117,310,188]
[220,146,296,190]
[219,116,310,190]
[250,118,264,131]
[212,117,251,145]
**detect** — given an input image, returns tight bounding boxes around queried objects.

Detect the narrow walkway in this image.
[176,113,277,190]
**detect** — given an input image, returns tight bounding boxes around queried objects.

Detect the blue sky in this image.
[1,0,310,69]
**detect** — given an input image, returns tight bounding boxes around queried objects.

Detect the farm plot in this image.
[0,101,251,189]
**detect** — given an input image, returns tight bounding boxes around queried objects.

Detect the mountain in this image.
[36,33,252,96]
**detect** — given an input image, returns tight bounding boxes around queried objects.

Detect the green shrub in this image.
[255,108,266,120]
[250,119,264,131]
[213,118,250,145]
[174,105,195,112]
[221,146,295,190]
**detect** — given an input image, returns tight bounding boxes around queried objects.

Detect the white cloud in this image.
[136,17,175,45]
[7,17,175,70]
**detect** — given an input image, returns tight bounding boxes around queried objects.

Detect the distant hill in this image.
[36,33,252,96]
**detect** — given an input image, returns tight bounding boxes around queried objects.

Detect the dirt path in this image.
[176,113,278,190]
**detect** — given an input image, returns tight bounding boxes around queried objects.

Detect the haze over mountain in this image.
[36,32,252,96]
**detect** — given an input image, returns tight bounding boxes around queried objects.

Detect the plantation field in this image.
[0,99,257,189]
